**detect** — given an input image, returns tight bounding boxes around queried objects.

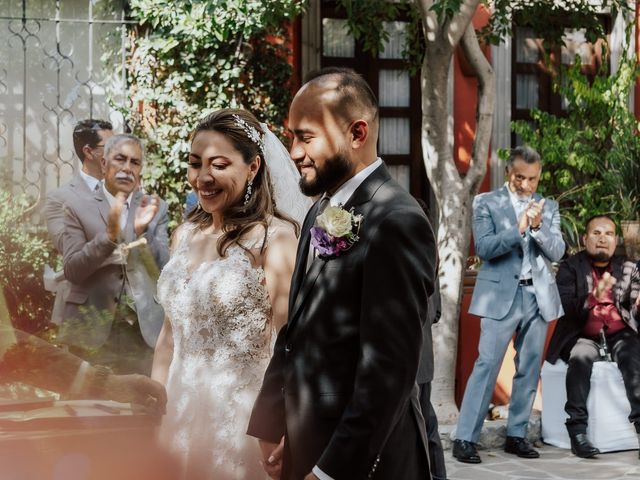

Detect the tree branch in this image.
[443,0,482,49]
[416,0,440,43]
[459,21,494,192]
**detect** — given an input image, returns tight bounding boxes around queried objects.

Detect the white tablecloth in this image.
[541,360,639,452]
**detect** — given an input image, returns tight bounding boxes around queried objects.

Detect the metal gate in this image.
[0,0,130,212]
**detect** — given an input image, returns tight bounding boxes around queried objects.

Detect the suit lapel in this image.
[288,257,328,327]
[498,185,518,226]
[94,187,111,227]
[124,192,141,242]
[287,200,322,318]
[286,163,391,332]
[69,174,93,197]
[343,162,389,210]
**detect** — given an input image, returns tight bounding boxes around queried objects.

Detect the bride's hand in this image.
[259,436,284,479]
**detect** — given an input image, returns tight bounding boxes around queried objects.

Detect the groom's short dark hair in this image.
[304,67,379,123]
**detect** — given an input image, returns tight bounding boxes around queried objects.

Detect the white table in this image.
[541,360,639,452]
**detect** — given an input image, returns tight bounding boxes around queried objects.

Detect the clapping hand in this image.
[259,436,285,479]
[134,194,160,237]
[593,271,617,301]
[526,198,545,230]
[107,192,127,242]
[518,198,545,234]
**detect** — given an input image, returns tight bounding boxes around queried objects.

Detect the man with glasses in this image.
[45,119,114,253]
[44,120,113,325]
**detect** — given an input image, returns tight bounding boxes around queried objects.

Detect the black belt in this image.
[518,278,533,286]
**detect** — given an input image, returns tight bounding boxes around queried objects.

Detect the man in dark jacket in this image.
[546,214,640,458]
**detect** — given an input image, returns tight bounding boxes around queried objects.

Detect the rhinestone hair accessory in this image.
[232,114,265,153]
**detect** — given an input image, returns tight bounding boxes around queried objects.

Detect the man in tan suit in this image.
[44,120,113,324]
[59,134,169,374]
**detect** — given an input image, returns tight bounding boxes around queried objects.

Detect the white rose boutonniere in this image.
[310,204,363,258]
[316,206,353,238]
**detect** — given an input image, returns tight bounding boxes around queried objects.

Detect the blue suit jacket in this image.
[469,185,565,322]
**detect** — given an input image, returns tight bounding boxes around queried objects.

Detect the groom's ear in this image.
[349,120,368,149]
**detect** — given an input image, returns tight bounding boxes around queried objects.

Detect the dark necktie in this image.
[306,195,331,271]
[316,195,330,217]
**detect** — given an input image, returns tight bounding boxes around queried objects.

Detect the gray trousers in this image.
[456,285,549,442]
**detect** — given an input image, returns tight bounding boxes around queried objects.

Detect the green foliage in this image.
[337,0,620,80]
[109,0,306,228]
[430,0,464,23]
[507,46,640,251]
[336,0,424,72]
[481,0,631,47]
[0,190,54,333]
[338,0,402,56]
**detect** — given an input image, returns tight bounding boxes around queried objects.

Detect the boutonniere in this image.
[310,204,363,258]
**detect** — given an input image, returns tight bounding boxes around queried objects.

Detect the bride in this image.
[151,109,310,479]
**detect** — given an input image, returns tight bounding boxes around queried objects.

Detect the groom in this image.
[248,68,436,479]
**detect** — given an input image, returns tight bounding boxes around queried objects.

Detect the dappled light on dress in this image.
[156,222,276,479]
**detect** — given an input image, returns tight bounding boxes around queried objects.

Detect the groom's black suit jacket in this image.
[248,164,437,479]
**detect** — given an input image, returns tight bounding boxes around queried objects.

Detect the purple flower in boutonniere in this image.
[310,204,363,258]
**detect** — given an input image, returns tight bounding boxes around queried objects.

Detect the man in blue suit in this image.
[453,146,565,463]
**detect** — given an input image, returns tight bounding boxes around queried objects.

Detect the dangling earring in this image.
[244,178,253,206]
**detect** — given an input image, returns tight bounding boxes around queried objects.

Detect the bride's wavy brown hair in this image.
[187,108,300,257]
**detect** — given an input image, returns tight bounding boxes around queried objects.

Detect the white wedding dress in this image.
[156,220,288,479]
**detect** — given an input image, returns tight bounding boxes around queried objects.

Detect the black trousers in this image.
[419,382,447,480]
[565,328,640,436]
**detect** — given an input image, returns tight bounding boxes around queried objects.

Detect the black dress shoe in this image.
[504,436,540,458]
[452,439,481,464]
[570,433,600,458]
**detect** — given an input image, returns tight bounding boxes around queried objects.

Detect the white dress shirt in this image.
[79,169,101,193]
[327,158,383,208]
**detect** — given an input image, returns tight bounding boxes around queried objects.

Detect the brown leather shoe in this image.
[504,436,540,458]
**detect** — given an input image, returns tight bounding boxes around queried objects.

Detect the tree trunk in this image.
[416,0,494,422]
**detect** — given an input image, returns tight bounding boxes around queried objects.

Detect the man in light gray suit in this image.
[453,146,565,463]
[59,134,169,375]
[45,119,113,324]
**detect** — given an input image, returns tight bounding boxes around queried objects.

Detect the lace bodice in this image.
[156,221,290,479]
[157,223,272,366]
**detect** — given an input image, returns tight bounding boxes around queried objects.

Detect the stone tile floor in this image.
[444,445,639,480]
